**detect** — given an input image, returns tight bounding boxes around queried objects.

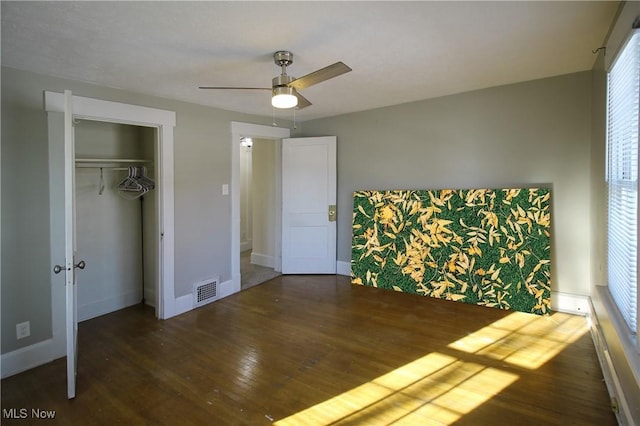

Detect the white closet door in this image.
[63,90,80,399]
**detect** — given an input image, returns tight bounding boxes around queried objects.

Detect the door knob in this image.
[54,261,85,274]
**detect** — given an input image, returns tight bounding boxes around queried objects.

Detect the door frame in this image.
[45,92,177,329]
[230,122,290,292]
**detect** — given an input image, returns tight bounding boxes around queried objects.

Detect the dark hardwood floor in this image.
[1,275,616,425]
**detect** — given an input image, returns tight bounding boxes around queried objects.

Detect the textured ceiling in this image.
[1,1,619,122]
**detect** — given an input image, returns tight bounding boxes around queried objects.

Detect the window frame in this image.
[606,27,640,348]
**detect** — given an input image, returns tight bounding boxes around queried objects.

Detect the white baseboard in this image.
[251,252,275,268]
[144,288,156,308]
[78,289,143,322]
[174,294,193,316]
[240,240,252,252]
[587,298,633,425]
[1,338,58,379]
[216,279,236,300]
[337,260,351,276]
[550,291,589,315]
[174,279,237,316]
[232,273,241,294]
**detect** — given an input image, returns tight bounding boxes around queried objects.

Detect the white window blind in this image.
[607,29,640,335]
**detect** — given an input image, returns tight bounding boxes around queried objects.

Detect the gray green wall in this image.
[298,71,593,296]
[2,68,53,352]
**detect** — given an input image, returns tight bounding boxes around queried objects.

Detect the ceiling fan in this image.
[199,51,352,109]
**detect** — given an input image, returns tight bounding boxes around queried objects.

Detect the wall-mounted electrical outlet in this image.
[16,321,30,340]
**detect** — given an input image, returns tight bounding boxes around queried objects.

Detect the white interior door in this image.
[63,90,79,399]
[282,136,337,274]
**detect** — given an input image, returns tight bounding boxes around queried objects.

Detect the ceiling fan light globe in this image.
[272,87,298,109]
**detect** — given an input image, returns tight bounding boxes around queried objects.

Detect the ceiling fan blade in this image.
[288,62,352,91]
[199,86,271,90]
[295,91,312,109]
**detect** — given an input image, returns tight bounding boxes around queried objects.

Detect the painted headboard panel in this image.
[351,188,551,315]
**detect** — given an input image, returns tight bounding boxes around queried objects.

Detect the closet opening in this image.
[74,120,158,321]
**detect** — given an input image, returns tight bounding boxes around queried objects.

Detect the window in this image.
[607,29,640,335]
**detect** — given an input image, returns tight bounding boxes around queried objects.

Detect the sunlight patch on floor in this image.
[447,312,588,369]
[274,312,588,425]
[448,312,588,370]
[274,352,518,425]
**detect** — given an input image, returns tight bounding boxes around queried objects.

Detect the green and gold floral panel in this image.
[351,188,551,315]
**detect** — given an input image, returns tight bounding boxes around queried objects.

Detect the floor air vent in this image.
[193,277,219,308]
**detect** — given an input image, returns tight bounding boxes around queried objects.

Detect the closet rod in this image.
[75,158,151,164]
[75,165,139,171]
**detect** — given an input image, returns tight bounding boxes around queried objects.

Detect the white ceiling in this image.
[1,1,619,122]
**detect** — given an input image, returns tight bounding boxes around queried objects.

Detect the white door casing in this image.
[45,91,175,319]
[230,122,291,291]
[281,136,337,274]
[45,91,176,397]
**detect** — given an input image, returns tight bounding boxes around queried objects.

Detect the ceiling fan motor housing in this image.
[272,74,294,88]
[274,50,294,67]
